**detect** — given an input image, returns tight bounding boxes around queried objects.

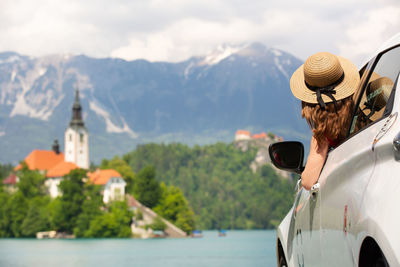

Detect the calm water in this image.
[0,230,276,267]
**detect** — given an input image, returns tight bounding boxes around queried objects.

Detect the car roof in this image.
[360,32,400,67]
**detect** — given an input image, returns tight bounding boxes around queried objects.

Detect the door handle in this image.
[310,182,320,200]
[393,132,400,161]
[311,182,320,193]
[373,112,398,151]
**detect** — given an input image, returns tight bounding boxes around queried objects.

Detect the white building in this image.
[64,89,89,169]
[88,169,126,203]
[234,130,252,141]
[45,161,79,198]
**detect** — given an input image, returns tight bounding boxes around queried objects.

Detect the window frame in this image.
[332,44,400,148]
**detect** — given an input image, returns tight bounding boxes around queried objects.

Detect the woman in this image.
[289,52,360,190]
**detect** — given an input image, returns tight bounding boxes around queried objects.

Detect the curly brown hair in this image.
[301,96,354,145]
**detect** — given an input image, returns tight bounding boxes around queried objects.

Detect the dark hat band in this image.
[305,73,344,110]
[362,82,384,119]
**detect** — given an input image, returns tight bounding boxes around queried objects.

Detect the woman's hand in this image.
[301,135,329,190]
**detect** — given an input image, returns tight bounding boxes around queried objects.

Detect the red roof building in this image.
[46,161,79,178]
[13,148,80,198]
[88,169,122,185]
[252,132,268,139]
[3,173,17,185]
[15,150,65,172]
[14,147,81,178]
[2,173,18,193]
[87,169,126,203]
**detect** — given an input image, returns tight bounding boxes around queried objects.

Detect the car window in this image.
[349,45,400,135]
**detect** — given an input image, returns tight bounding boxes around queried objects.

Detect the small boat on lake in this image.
[218,230,227,237]
[191,230,203,238]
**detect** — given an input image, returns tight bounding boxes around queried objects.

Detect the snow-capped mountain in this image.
[0,43,309,164]
[198,44,248,66]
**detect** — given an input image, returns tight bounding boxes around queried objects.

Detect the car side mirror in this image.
[268,141,305,174]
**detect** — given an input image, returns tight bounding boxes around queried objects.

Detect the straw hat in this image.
[290,52,360,108]
[359,76,394,121]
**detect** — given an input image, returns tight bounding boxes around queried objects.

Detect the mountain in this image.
[0,43,310,164]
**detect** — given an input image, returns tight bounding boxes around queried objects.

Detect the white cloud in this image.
[111,34,177,62]
[0,0,398,64]
[111,10,326,62]
[338,5,400,66]
[110,17,258,62]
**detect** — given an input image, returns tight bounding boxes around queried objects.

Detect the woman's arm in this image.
[301,135,329,190]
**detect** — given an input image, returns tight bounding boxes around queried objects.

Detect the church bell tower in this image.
[64,89,89,169]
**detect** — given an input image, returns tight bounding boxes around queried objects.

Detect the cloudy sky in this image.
[0,0,399,66]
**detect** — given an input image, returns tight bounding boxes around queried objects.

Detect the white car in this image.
[269,33,400,267]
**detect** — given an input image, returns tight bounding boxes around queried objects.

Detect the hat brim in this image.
[359,75,393,122]
[290,56,360,104]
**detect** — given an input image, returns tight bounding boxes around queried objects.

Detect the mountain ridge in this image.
[0,43,310,164]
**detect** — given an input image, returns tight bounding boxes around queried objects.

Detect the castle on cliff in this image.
[234,129,289,179]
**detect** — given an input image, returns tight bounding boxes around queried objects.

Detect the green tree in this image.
[0,163,13,192]
[1,166,47,237]
[21,197,51,237]
[155,184,187,221]
[9,192,29,237]
[147,216,166,231]
[17,162,45,198]
[54,169,86,233]
[135,209,143,220]
[0,191,12,237]
[267,132,275,139]
[74,183,103,237]
[176,209,196,234]
[86,201,132,238]
[154,183,195,234]
[0,163,13,179]
[48,198,62,230]
[133,166,161,208]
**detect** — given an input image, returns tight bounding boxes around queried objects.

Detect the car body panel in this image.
[317,110,384,266]
[362,78,400,265]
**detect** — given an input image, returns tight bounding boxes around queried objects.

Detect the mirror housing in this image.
[268,141,305,174]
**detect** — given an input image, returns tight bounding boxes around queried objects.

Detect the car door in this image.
[290,187,322,266]
[317,124,377,266]
[316,45,400,265]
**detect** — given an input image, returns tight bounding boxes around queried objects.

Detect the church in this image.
[64,89,89,169]
[3,89,126,203]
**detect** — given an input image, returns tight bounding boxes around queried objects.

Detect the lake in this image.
[0,230,276,267]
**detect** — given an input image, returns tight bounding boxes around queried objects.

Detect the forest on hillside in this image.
[122,142,295,229]
[0,163,194,237]
[0,142,295,235]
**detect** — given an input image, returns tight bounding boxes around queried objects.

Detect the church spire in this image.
[65,85,89,169]
[70,88,85,127]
